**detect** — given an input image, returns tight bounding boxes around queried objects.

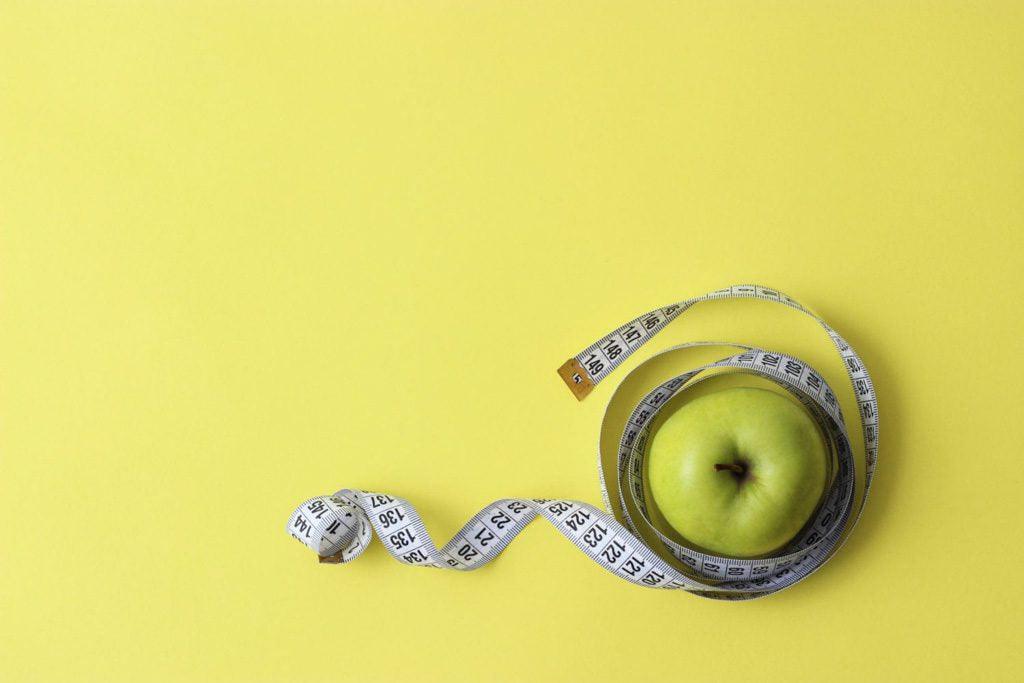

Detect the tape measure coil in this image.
[286,285,877,599]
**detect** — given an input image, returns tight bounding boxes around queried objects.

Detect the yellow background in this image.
[2,2,1022,681]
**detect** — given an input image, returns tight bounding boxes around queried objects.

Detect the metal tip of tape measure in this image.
[557,358,595,400]
[318,552,344,564]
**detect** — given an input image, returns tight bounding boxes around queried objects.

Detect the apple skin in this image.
[648,387,827,558]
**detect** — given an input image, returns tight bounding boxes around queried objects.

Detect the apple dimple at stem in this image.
[648,387,828,559]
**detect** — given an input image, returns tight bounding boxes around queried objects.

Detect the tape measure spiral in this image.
[286,285,877,599]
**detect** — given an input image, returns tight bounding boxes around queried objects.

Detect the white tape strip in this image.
[286,284,877,599]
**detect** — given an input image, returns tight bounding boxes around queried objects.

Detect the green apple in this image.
[647,387,828,558]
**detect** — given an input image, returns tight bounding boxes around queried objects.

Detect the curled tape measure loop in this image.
[286,284,877,599]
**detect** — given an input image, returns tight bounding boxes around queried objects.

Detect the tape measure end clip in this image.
[557,359,595,401]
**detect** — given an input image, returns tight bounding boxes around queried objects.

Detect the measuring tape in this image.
[286,285,877,599]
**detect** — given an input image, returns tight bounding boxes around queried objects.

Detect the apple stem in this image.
[714,463,745,474]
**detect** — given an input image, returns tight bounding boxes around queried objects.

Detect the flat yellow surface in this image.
[2,2,1022,681]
